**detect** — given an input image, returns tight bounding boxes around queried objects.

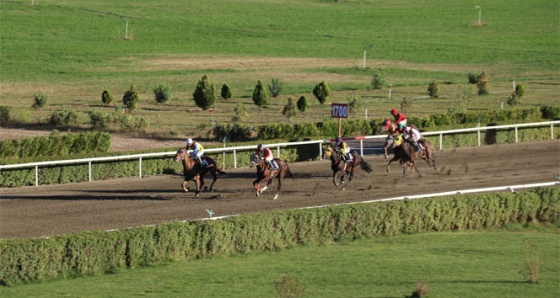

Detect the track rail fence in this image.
[1,121,558,186]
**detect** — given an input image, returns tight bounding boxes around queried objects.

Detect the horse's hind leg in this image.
[207,172,218,192]
[182,180,189,192]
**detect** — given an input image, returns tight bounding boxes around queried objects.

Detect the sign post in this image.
[331,103,348,137]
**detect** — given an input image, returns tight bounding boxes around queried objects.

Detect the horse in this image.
[381,120,438,177]
[322,146,373,189]
[174,148,227,197]
[249,152,294,200]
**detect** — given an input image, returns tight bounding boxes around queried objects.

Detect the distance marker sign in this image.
[331,103,348,118]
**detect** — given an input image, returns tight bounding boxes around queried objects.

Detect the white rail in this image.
[1,121,558,186]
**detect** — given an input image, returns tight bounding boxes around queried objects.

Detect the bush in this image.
[50,109,78,126]
[515,83,525,97]
[122,84,140,111]
[427,80,440,98]
[371,72,384,90]
[507,94,520,106]
[348,94,362,115]
[101,90,113,106]
[232,101,246,123]
[312,81,330,104]
[212,123,252,142]
[296,96,308,113]
[467,72,479,84]
[221,84,232,100]
[0,106,11,126]
[193,75,216,110]
[540,106,560,120]
[267,78,283,98]
[153,83,170,104]
[252,80,269,107]
[282,97,297,119]
[32,91,48,109]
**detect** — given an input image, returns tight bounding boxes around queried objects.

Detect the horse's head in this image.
[175,148,186,162]
[249,152,261,168]
[380,119,393,132]
[322,146,333,160]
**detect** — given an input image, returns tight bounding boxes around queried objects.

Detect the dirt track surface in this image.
[1,140,559,240]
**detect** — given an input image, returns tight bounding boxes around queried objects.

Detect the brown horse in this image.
[383,126,439,178]
[322,146,373,189]
[249,152,294,200]
[174,148,227,197]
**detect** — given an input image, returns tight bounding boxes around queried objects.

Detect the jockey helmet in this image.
[186,138,193,145]
[257,143,263,150]
[390,108,397,115]
[335,137,342,143]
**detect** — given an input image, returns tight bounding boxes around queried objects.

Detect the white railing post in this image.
[233,150,237,168]
[360,139,364,156]
[139,157,142,178]
[319,143,323,159]
[35,165,39,186]
[477,128,481,146]
[439,133,443,150]
[551,124,554,140]
[88,161,92,182]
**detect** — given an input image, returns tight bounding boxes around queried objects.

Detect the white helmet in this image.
[186,138,193,145]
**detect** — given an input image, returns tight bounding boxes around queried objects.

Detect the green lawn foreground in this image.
[2,225,558,298]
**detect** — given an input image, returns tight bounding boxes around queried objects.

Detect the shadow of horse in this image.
[387,136,438,178]
[322,146,373,189]
[175,148,227,197]
[249,152,294,200]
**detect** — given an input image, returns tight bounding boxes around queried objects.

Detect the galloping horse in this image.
[174,148,227,197]
[322,146,373,189]
[380,120,438,177]
[249,152,294,200]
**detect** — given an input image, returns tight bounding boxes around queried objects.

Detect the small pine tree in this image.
[252,80,269,107]
[515,83,525,97]
[400,97,411,114]
[347,94,362,115]
[467,72,479,84]
[153,83,170,103]
[371,72,384,90]
[427,80,440,98]
[477,71,489,95]
[32,91,48,109]
[232,101,246,123]
[122,84,140,111]
[296,96,308,113]
[101,90,113,106]
[267,78,283,97]
[313,81,330,104]
[221,84,232,100]
[282,97,297,119]
[193,75,216,110]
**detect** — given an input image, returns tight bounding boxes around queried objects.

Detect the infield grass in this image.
[1,225,558,297]
[0,0,558,138]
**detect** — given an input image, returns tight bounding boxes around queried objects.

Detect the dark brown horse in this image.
[174,148,227,197]
[322,146,373,189]
[386,133,439,178]
[249,152,294,200]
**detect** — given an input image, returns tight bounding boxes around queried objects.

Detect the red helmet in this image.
[390,109,397,115]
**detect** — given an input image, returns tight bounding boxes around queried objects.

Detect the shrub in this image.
[252,80,269,107]
[282,97,297,119]
[212,123,252,142]
[296,96,308,113]
[371,72,384,89]
[50,109,78,126]
[540,106,560,120]
[122,84,140,111]
[32,91,48,109]
[267,78,283,97]
[515,83,525,97]
[347,94,362,115]
[523,243,542,283]
[400,97,411,114]
[467,72,479,84]
[507,94,520,106]
[476,71,489,95]
[193,75,216,110]
[427,80,440,98]
[274,275,305,298]
[153,83,170,104]
[101,90,113,106]
[0,106,11,126]
[232,101,246,123]
[221,84,232,100]
[88,110,109,129]
[312,81,330,104]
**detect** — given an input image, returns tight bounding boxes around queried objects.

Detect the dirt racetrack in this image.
[1,140,558,240]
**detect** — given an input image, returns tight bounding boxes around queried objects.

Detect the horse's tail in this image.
[359,158,374,173]
[284,161,295,180]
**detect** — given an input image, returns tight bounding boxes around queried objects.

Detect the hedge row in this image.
[0,131,110,160]
[0,186,557,286]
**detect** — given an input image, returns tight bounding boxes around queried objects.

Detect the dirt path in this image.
[1,140,558,239]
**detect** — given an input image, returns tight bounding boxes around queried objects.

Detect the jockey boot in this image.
[196,156,204,168]
[413,142,423,151]
[346,153,353,162]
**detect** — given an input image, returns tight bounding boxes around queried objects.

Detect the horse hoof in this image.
[272,194,278,200]
[182,186,189,192]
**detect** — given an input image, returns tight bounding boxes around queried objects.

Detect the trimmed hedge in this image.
[0,186,558,286]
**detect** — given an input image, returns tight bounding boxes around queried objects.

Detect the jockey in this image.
[334,137,352,162]
[391,109,407,132]
[402,125,424,152]
[185,138,206,168]
[256,143,278,170]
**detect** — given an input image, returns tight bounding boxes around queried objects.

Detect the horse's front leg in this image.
[253,178,262,197]
[194,177,202,197]
[272,175,283,200]
[182,179,190,192]
[387,156,398,173]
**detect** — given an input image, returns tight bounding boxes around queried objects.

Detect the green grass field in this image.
[1,0,558,139]
[1,226,558,297]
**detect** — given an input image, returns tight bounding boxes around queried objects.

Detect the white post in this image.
[512,80,516,92]
[365,109,368,120]
[388,84,392,99]
[362,49,367,70]
[125,20,129,40]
